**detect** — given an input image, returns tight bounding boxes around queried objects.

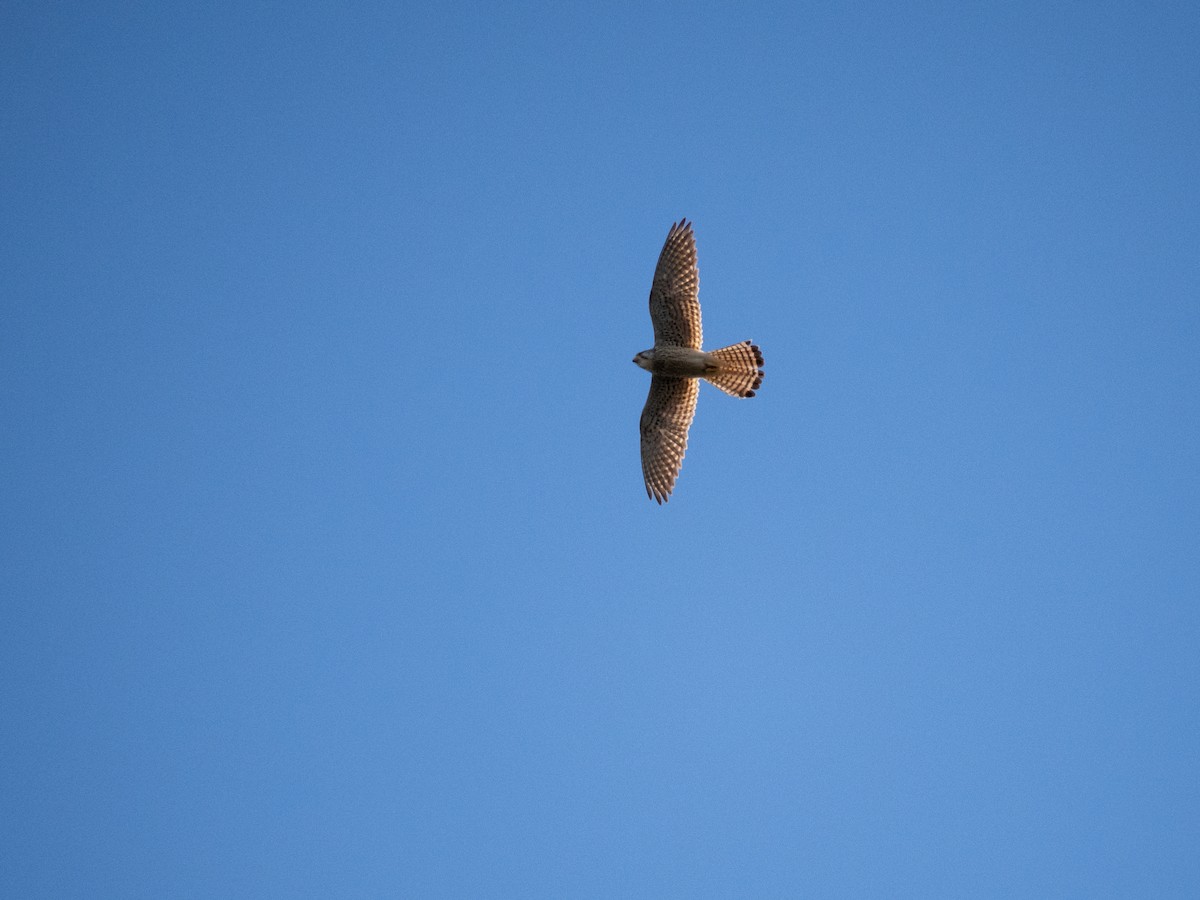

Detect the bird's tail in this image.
[705,341,765,397]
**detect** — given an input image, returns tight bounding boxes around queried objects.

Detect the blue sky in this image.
[3,1,1198,896]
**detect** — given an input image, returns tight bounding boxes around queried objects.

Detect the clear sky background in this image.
[3,2,1198,897]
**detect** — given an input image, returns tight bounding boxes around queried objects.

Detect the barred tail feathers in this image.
[705,341,765,398]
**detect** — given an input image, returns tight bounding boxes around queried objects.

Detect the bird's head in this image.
[633,350,654,371]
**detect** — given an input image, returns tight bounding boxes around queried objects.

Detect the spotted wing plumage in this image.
[639,375,700,504]
[648,219,702,349]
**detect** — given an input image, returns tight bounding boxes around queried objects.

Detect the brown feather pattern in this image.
[648,219,702,350]
[639,375,700,504]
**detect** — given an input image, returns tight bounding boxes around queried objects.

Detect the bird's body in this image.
[633,346,714,378]
[634,219,764,503]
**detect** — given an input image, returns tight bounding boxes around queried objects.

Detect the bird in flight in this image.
[633,219,764,503]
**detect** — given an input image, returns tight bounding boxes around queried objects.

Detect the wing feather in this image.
[648,219,702,349]
[639,376,700,504]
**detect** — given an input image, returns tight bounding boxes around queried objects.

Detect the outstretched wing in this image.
[640,375,700,504]
[648,219,702,349]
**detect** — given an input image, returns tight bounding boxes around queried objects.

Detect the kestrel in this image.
[633,219,764,503]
